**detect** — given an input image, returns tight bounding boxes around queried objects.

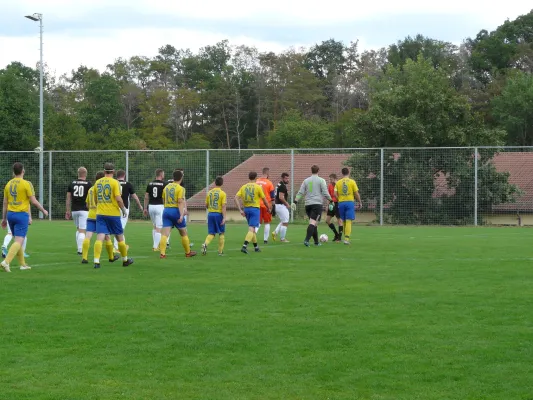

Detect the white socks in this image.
[75,231,79,250]
[3,233,12,249]
[77,232,85,253]
[264,224,270,241]
[280,226,287,240]
[154,232,161,249]
[23,237,28,251]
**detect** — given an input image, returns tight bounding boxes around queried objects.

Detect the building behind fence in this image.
[1,147,531,226]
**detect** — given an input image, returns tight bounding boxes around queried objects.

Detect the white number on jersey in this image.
[73,185,84,198]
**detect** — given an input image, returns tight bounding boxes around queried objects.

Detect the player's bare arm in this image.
[115,195,127,217]
[221,203,227,225]
[143,192,149,216]
[132,193,143,212]
[234,195,245,216]
[279,192,290,208]
[355,190,362,208]
[177,198,185,223]
[1,196,8,229]
[65,192,72,219]
[29,195,48,217]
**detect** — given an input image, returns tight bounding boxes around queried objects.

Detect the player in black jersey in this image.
[144,168,166,251]
[272,172,291,242]
[115,170,143,251]
[65,167,92,255]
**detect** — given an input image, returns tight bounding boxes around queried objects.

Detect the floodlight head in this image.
[25,13,41,21]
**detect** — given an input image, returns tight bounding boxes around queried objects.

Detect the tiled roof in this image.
[491,152,533,212]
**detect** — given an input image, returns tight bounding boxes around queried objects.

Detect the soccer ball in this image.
[319,234,328,243]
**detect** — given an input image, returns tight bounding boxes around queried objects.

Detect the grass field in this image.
[1,221,532,400]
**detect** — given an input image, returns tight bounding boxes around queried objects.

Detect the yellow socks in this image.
[218,235,225,254]
[181,235,191,254]
[17,247,25,266]
[244,231,254,243]
[252,233,257,244]
[82,238,91,260]
[118,241,128,260]
[105,240,114,260]
[344,221,352,239]
[160,235,168,255]
[204,234,215,246]
[5,242,21,264]
[94,240,103,263]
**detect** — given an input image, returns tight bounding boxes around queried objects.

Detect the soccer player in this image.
[334,167,362,245]
[115,169,143,251]
[272,172,291,242]
[255,167,275,244]
[235,171,270,254]
[93,163,133,268]
[326,173,343,242]
[291,165,332,247]
[1,162,48,272]
[81,171,117,264]
[165,168,189,248]
[65,167,92,255]
[159,170,196,258]
[144,168,166,251]
[2,205,30,258]
[201,176,226,256]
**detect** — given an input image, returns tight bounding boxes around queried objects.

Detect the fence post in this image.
[380,148,384,226]
[49,151,52,220]
[206,150,210,221]
[290,149,294,223]
[125,150,129,180]
[474,147,478,226]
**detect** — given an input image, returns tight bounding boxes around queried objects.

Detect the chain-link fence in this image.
[0,147,531,226]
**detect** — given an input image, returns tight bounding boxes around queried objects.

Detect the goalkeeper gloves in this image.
[328,203,334,212]
[290,202,297,211]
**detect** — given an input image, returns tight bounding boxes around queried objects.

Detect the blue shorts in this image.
[96,215,123,235]
[87,219,96,233]
[163,208,186,229]
[207,212,225,235]
[339,201,355,221]
[7,211,29,238]
[244,207,260,228]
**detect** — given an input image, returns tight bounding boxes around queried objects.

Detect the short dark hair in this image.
[95,171,105,181]
[281,172,289,178]
[262,167,270,175]
[341,167,349,176]
[116,169,126,179]
[329,173,337,179]
[13,162,24,175]
[311,165,319,174]
[249,171,257,180]
[155,168,164,178]
[104,162,114,173]
[173,170,183,182]
[215,176,224,186]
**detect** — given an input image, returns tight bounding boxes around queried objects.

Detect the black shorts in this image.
[327,202,340,218]
[305,204,323,222]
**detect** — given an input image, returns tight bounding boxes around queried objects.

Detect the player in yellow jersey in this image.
[334,167,362,245]
[201,176,227,256]
[235,171,270,254]
[1,162,48,272]
[159,169,196,258]
[81,171,118,264]
[93,162,133,268]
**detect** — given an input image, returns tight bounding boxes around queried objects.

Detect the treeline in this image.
[1,11,533,151]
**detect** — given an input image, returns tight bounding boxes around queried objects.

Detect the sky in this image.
[0,0,531,77]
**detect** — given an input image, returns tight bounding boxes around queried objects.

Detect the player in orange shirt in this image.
[255,167,275,244]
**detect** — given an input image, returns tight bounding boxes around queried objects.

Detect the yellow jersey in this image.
[163,182,185,208]
[86,186,97,219]
[4,178,35,212]
[206,187,226,213]
[335,177,359,202]
[236,182,265,208]
[94,177,122,217]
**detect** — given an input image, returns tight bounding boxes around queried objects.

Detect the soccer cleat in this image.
[201,243,207,256]
[280,239,290,243]
[166,242,171,248]
[81,259,88,264]
[271,232,277,241]
[24,253,30,258]
[109,254,120,263]
[123,258,134,267]
[314,242,322,246]
[218,252,224,256]
[304,241,310,247]
[190,243,194,248]
[1,260,11,272]
[152,247,160,252]
[254,247,261,253]
[333,236,341,243]
[185,251,197,258]
[1,246,7,258]
[160,254,167,259]
[241,247,248,254]
[343,240,350,245]
[19,265,31,270]
[77,251,82,256]
[263,240,268,245]
[94,263,101,269]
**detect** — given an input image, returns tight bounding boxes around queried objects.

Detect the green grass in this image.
[1,221,533,400]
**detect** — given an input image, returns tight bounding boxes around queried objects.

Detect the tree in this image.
[139,88,173,149]
[267,110,334,148]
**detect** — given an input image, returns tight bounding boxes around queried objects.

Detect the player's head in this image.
[341,167,350,176]
[311,165,319,174]
[78,167,87,179]
[281,172,289,184]
[155,168,164,179]
[173,169,183,183]
[174,168,184,182]
[262,167,270,177]
[215,176,224,187]
[249,171,258,181]
[103,162,115,175]
[95,171,105,181]
[329,173,337,183]
[13,162,24,176]
[116,169,126,180]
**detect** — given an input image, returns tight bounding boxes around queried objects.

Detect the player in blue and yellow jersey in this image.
[1,162,48,272]
[159,169,196,258]
[201,176,227,256]
[334,167,362,245]
[234,171,270,254]
[92,162,133,268]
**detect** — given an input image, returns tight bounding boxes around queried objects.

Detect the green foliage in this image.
[267,110,334,148]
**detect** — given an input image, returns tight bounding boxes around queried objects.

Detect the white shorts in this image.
[121,208,130,229]
[72,211,89,230]
[149,204,164,229]
[275,204,290,223]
